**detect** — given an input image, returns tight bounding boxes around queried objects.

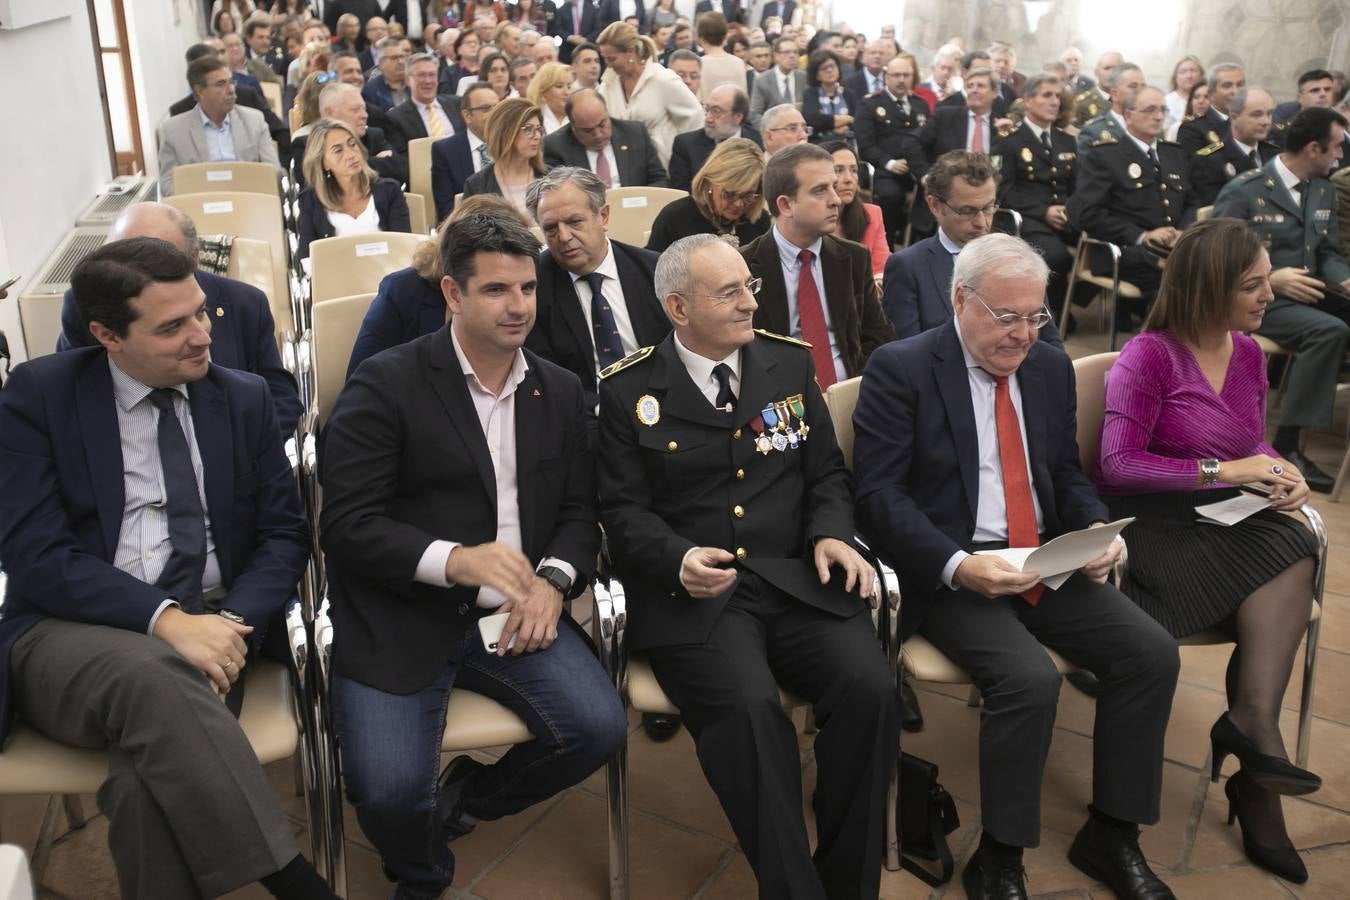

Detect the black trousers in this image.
[645,574,899,900]
[1017,219,1077,310]
[870,171,912,244]
[918,573,1179,847]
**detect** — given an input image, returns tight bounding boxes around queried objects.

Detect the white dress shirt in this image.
[672,332,743,583]
[109,359,222,633]
[419,98,457,138]
[468,131,490,172]
[939,316,1045,588]
[771,226,847,383]
[568,240,640,372]
[586,144,622,187]
[413,326,576,606]
[1273,154,1302,207]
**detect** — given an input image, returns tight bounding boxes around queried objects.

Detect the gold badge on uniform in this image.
[876,107,888,118]
[1207,130,1219,143]
[1256,197,1265,207]
[635,394,660,426]
[1127,162,1142,179]
[1100,128,1111,140]
[1021,147,1033,162]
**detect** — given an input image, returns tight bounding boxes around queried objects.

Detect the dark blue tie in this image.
[586,271,623,368]
[149,389,206,611]
[712,363,736,412]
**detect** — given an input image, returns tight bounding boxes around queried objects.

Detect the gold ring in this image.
[223,659,234,669]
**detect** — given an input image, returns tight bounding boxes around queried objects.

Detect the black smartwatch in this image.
[536,565,573,598]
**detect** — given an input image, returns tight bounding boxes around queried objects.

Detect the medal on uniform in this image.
[787,394,808,441]
[771,432,789,452]
[1021,147,1032,162]
[760,404,780,453]
[749,412,773,455]
[635,394,661,426]
[1224,162,1237,176]
[1127,162,1142,179]
[1256,197,1265,208]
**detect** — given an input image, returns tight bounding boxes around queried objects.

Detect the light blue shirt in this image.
[199,109,238,162]
[770,225,846,382]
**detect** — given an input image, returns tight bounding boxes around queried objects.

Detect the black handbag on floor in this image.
[897,752,960,886]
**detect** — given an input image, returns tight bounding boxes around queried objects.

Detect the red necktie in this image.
[796,249,836,390]
[993,374,1043,605]
[970,113,984,153]
[594,148,613,187]
[573,3,581,32]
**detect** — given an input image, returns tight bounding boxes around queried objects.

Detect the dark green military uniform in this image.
[1075,110,1125,155]
[1189,134,1281,207]
[992,121,1079,297]
[596,329,898,900]
[1073,87,1109,128]
[1213,163,1350,429]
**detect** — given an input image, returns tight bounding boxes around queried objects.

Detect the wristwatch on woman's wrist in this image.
[1200,458,1221,486]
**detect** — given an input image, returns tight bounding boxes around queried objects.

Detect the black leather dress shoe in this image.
[437,754,485,840]
[901,680,924,733]
[641,713,682,742]
[1282,449,1334,493]
[1068,816,1175,899]
[962,848,1028,900]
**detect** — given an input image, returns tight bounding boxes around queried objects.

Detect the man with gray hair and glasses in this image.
[854,232,1180,900]
[759,102,812,157]
[597,232,899,899]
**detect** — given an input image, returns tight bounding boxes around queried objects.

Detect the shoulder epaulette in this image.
[1075,89,1093,102]
[1273,121,1289,131]
[1089,135,1118,147]
[1184,113,1198,122]
[597,346,654,380]
[1194,140,1225,156]
[1231,168,1264,186]
[754,328,812,349]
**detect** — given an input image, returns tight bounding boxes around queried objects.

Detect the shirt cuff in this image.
[538,557,578,586]
[678,546,700,591]
[416,540,460,588]
[941,550,970,590]
[148,599,180,635]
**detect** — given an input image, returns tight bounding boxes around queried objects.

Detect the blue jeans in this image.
[332,618,628,898]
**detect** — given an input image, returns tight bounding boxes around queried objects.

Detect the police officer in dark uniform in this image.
[1189,86,1281,206]
[993,73,1078,306]
[597,233,899,900]
[1069,85,1197,324]
[855,53,930,245]
[1214,106,1350,491]
[1177,63,1245,156]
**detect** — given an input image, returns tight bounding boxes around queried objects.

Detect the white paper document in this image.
[975,518,1135,590]
[1196,493,1271,526]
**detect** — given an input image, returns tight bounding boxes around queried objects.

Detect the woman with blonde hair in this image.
[597,20,702,167]
[346,195,531,375]
[297,118,411,260]
[288,71,333,156]
[462,97,546,213]
[646,137,769,250]
[1165,55,1205,131]
[527,62,574,134]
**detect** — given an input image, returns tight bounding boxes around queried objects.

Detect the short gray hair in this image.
[374,35,400,61]
[318,81,360,114]
[1106,62,1142,91]
[1207,62,1244,91]
[760,102,798,131]
[525,166,607,220]
[930,43,961,66]
[655,234,723,301]
[1022,72,1060,99]
[405,51,437,76]
[950,233,1049,302]
[964,66,1001,92]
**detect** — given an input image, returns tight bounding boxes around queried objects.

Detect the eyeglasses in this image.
[935,197,999,219]
[315,71,337,84]
[703,104,732,117]
[766,123,813,135]
[518,123,544,137]
[967,289,1053,329]
[464,103,496,114]
[717,188,761,205]
[701,277,763,304]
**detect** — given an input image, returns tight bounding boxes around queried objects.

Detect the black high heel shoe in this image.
[1224,771,1308,884]
[1209,713,1321,795]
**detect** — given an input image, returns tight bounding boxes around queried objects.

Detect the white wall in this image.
[0,0,201,364]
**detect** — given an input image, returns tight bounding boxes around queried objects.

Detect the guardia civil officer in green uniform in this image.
[1072,50,1120,128]
[596,233,899,900]
[1188,86,1280,207]
[1075,61,1144,155]
[1213,106,1350,492]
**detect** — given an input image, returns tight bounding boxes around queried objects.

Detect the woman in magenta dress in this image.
[1094,218,1320,884]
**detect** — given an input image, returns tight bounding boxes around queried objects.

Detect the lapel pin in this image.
[532,388,541,396]
[215,307,225,317]
[619,145,629,151]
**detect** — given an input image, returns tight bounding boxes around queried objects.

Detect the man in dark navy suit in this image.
[543,90,669,188]
[668,84,763,192]
[524,167,671,409]
[882,151,1062,346]
[695,0,744,24]
[0,237,331,900]
[56,203,302,437]
[854,233,1178,900]
[912,67,1001,236]
[758,0,794,26]
[431,83,500,220]
[552,0,601,63]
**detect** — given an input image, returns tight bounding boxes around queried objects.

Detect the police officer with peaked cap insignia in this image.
[855,52,930,245]
[596,233,899,900]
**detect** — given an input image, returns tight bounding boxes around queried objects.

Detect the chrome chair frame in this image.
[1062,236,1131,351]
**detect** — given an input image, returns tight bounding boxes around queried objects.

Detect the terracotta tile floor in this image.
[17,318,1350,898]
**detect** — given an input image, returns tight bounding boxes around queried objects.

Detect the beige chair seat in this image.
[308,232,424,305]
[311,292,378,426]
[1075,267,1143,299]
[604,187,687,246]
[172,162,281,197]
[0,660,298,797]
[441,691,532,752]
[405,193,429,235]
[902,635,1076,684]
[625,656,805,716]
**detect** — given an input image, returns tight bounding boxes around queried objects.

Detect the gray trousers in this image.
[10,619,297,899]
[918,573,1179,847]
[1258,296,1350,431]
